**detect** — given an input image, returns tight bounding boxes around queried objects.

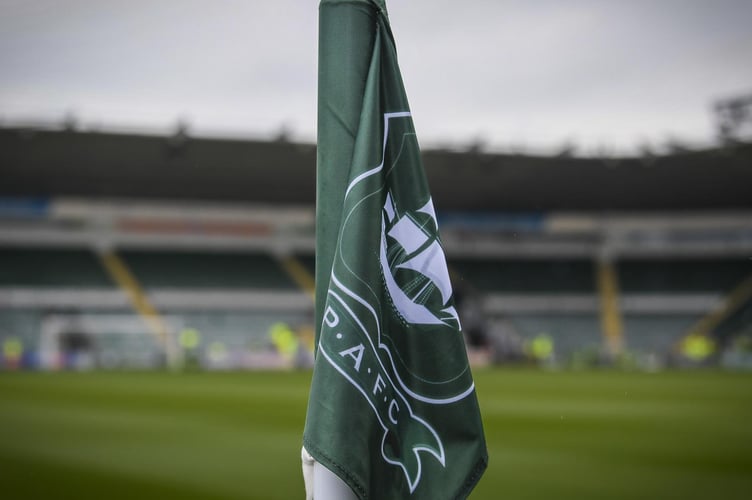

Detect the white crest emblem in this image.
[380,192,460,327]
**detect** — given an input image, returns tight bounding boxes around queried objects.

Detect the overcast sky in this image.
[1,0,751,155]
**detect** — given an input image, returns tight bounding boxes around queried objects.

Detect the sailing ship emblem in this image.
[380,191,460,327]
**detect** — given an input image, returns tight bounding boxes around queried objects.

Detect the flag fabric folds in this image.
[304,1,488,498]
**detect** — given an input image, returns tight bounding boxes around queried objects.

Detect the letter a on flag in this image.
[304,1,488,498]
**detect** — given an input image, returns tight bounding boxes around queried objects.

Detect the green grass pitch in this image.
[1,369,751,499]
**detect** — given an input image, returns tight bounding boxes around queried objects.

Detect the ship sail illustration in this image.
[380,192,460,327]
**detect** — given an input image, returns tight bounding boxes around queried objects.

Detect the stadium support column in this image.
[596,255,624,358]
[98,249,178,368]
[681,273,752,339]
[278,255,316,302]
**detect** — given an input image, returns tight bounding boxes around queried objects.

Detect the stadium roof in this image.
[1,127,750,212]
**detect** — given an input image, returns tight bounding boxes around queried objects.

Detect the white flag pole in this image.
[302,446,358,499]
[302,446,315,500]
[313,460,358,500]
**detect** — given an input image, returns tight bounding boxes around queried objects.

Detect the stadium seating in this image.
[619,258,752,293]
[121,250,298,290]
[0,248,112,287]
[451,258,594,293]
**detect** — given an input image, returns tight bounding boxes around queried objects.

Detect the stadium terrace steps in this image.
[0,310,42,350]
[623,315,701,353]
[505,314,602,356]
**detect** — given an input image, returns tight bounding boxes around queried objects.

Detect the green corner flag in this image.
[304,1,488,498]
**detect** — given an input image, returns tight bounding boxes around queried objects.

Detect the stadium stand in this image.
[1,125,751,369]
